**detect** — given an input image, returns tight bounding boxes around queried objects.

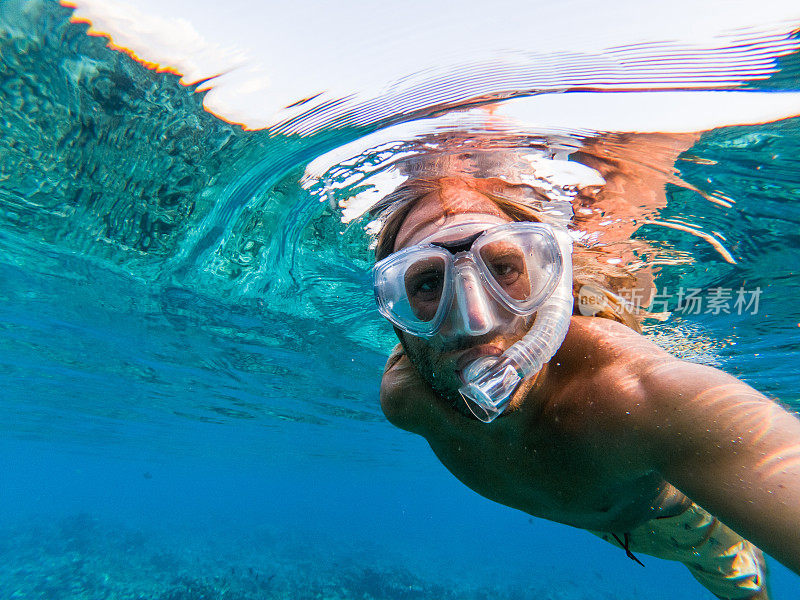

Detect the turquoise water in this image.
[2,1,799,598]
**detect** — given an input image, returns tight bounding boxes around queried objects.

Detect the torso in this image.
[410,316,691,532]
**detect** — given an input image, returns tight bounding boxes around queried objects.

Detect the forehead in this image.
[394,182,511,250]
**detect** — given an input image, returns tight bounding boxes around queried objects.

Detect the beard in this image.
[400,334,464,402]
[397,315,533,419]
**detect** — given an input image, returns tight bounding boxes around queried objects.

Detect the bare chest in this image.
[424,414,663,531]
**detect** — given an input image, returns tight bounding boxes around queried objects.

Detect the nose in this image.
[443,263,499,338]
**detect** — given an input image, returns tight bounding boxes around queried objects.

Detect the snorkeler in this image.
[371,167,800,599]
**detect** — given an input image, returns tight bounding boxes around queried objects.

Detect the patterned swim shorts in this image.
[590,502,767,599]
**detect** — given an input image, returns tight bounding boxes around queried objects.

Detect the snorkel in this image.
[458,227,574,422]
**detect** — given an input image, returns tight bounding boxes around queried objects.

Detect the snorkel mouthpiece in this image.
[459,356,522,422]
[458,228,574,423]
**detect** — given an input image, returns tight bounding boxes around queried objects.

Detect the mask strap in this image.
[430,230,484,255]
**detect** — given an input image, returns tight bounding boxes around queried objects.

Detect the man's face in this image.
[392,179,533,404]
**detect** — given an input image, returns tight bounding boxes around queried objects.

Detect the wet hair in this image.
[372,176,643,332]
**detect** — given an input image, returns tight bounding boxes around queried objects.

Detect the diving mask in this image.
[373,220,574,424]
[372,221,563,338]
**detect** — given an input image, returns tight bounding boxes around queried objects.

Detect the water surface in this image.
[2,1,799,598]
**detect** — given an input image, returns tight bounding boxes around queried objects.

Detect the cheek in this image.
[399,331,435,361]
[398,334,450,381]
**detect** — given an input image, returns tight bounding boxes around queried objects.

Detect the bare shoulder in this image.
[576,317,767,407]
[562,317,755,392]
[553,316,749,417]
[555,316,672,372]
[542,317,667,427]
[553,317,788,464]
[541,317,694,444]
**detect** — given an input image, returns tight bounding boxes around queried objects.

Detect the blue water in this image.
[2,1,799,598]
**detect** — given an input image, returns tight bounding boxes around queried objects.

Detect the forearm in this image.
[648,368,800,573]
[663,434,800,574]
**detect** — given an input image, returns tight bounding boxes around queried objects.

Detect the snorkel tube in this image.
[458,228,574,422]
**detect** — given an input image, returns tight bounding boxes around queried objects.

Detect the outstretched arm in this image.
[637,358,800,574]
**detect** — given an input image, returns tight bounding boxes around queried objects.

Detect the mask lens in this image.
[475,224,562,312]
[479,241,532,301]
[374,222,563,335]
[404,256,446,322]
[374,247,452,337]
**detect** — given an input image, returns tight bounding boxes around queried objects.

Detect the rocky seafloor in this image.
[0,513,615,600]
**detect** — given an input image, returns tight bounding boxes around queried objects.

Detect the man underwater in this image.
[371,169,800,599]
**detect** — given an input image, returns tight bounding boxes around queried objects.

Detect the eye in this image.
[489,261,521,285]
[408,271,443,300]
[404,264,444,322]
[480,242,532,300]
[403,257,446,306]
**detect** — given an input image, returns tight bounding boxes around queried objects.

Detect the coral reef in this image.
[0,513,600,600]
